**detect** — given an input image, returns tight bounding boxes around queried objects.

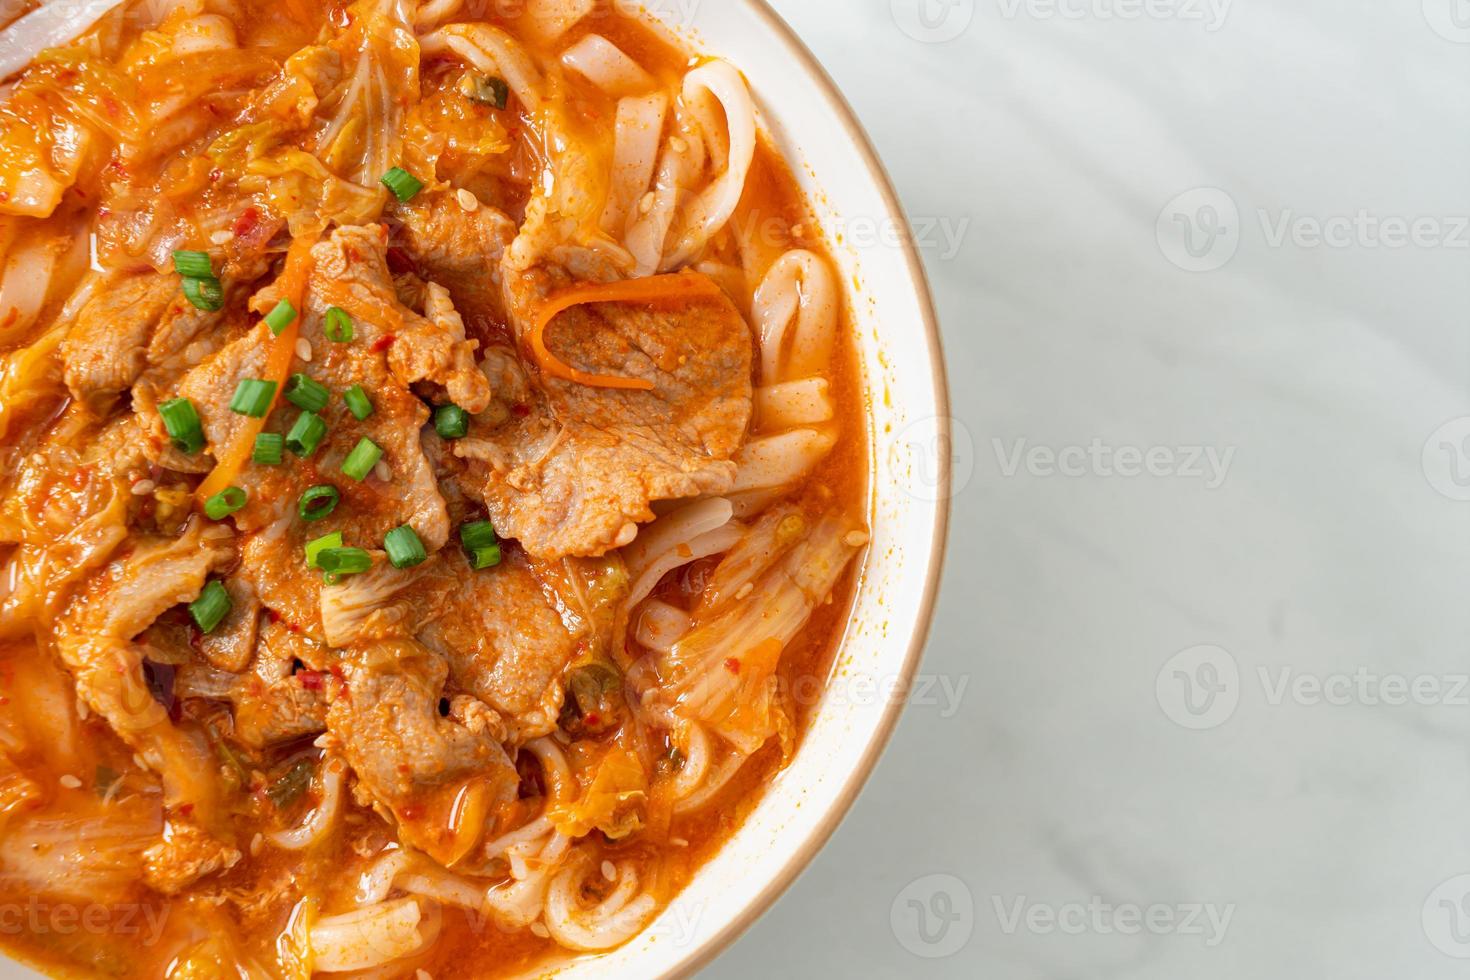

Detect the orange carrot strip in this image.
[531,271,726,392]
[195,229,320,504]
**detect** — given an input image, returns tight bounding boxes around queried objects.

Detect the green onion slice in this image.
[384,525,427,569]
[204,486,247,520]
[181,276,224,312]
[324,307,354,343]
[434,404,469,440]
[172,250,214,279]
[284,373,330,413]
[460,520,497,551]
[229,378,277,417]
[379,167,424,202]
[285,412,327,458]
[340,437,383,482]
[343,385,374,421]
[469,75,510,110]
[264,299,297,336]
[317,547,372,583]
[253,432,284,466]
[159,398,204,454]
[305,531,344,568]
[470,544,502,570]
[189,580,231,632]
[298,485,340,523]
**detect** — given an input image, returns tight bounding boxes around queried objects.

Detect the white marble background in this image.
[706,0,1470,977]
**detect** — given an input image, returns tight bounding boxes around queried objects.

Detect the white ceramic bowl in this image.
[0,3,948,977]
[555,2,952,977]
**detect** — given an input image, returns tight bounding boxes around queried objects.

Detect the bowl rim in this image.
[657,2,953,977]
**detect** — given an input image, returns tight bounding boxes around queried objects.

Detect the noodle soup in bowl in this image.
[0,0,945,976]
[547,3,951,977]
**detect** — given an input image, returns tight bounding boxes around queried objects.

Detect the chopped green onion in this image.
[343,385,374,421]
[285,373,330,413]
[253,432,284,466]
[305,531,344,568]
[298,485,340,522]
[204,486,247,520]
[229,378,277,417]
[340,437,383,482]
[379,167,424,202]
[159,398,204,454]
[324,307,354,343]
[266,758,314,810]
[468,75,510,110]
[434,404,469,440]
[264,299,297,336]
[317,547,372,582]
[460,520,497,551]
[172,250,214,279]
[285,411,327,458]
[384,525,427,569]
[470,544,502,570]
[189,580,231,633]
[181,276,224,312]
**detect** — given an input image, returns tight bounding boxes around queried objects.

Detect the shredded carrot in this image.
[531,271,726,392]
[195,229,321,504]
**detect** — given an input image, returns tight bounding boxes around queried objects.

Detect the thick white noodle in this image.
[561,33,655,96]
[525,737,574,807]
[622,498,734,581]
[660,61,757,271]
[525,0,593,43]
[543,853,658,951]
[752,249,838,385]
[634,600,691,655]
[755,378,834,429]
[730,429,838,493]
[624,121,702,276]
[309,898,428,974]
[601,92,668,236]
[672,749,747,815]
[420,24,544,110]
[412,0,461,33]
[624,523,742,615]
[268,758,346,851]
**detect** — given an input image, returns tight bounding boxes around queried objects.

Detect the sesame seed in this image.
[670,136,689,154]
[295,337,313,362]
[529,922,549,939]
[131,479,156,496]
[601,860,616,881]
[638,192,656,214]
[59,775,81,789]
[671,837,689,847]
[456,188,479,212]
[735,582,754,601]
[416,972,433,980]
[373,460,391,482]
[250,833,263,857]
[791,224,805,238]
[844,531,870,548]
[210,230,235,245]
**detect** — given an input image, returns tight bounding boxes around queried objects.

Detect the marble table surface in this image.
[705,0,1470,977]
